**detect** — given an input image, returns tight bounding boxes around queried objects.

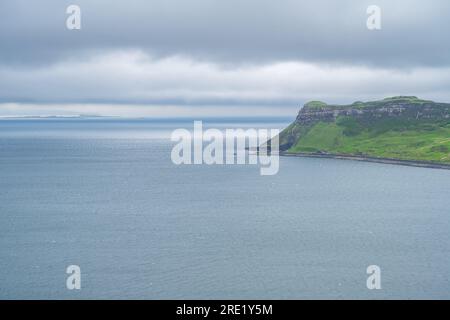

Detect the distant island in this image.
[276,96,450,169]
[0,115,116,119]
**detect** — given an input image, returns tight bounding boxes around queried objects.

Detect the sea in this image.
[0,118,449,299]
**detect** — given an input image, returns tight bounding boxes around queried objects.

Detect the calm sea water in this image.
[0,119,449,299]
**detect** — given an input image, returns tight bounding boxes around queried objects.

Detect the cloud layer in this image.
[2,0,450,67]
[1,0,450,116]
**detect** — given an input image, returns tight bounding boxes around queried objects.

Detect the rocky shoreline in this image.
[280,152,450,170]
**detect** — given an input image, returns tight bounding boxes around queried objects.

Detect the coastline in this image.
[280,152,450,170]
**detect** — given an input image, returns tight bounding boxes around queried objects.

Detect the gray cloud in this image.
[1,0,450,68]
[0,0,450,114]
[1,51,450,110]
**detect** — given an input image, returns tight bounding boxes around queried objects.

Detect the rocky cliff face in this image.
[296,96,449,125]
[279,96,450,151]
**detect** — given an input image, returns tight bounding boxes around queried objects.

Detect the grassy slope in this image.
[287,117,450,164]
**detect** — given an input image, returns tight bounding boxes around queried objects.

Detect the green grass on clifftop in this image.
[287,118,450,163]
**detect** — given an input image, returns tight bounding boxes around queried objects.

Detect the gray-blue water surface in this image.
[0,119,449,299]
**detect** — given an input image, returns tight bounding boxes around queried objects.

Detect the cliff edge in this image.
[277,96,450,165]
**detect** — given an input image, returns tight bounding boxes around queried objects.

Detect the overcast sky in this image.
[1,0,450,117]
